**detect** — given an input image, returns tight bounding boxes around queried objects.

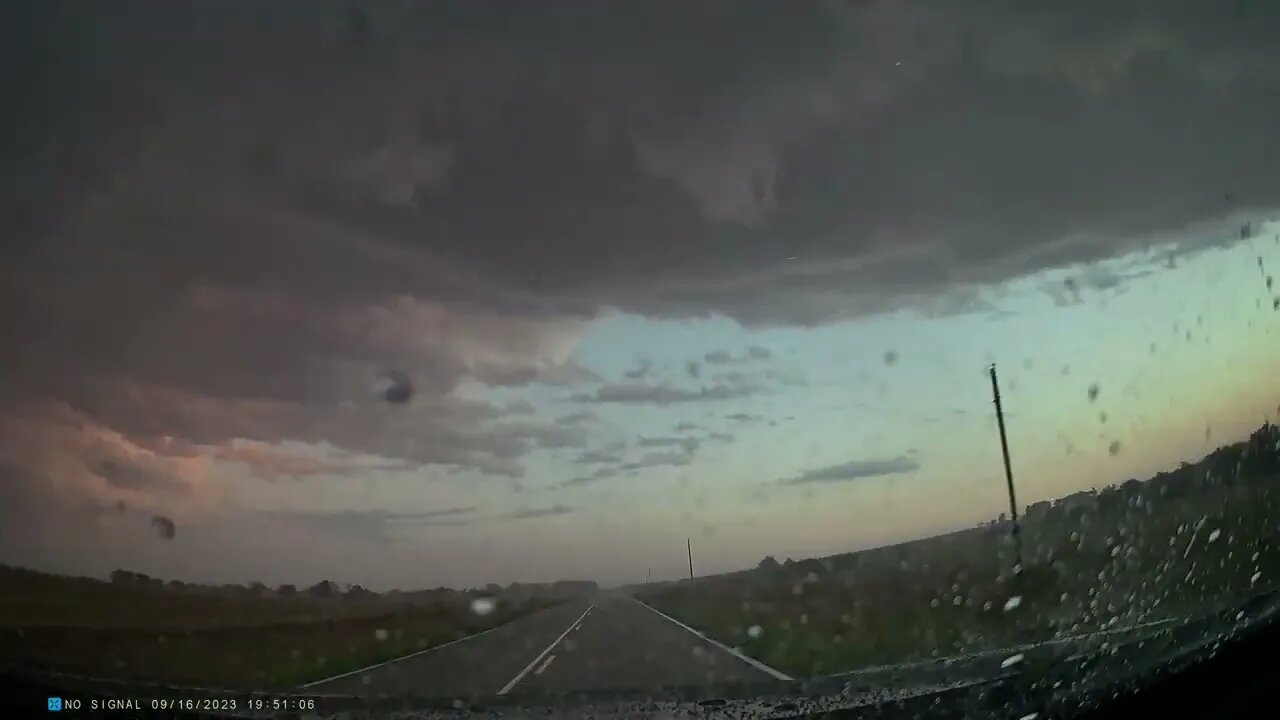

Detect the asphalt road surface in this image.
[303,592,784,699]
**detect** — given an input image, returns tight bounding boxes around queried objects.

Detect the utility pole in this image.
[687,538,694,579]
[988,364,1024,574]
[646,567,651,583]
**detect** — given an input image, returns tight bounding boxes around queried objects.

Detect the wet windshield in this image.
[3,1,1279,718]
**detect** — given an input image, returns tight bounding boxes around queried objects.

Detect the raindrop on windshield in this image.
[150,515,177,540]
[374,370,415,404]
[1001,653,1025,668]
[374,628,389,641]
[1003,596,1023,612]
[470,597,497,616]
[1207,528,1222,543]
[747,624,763,639]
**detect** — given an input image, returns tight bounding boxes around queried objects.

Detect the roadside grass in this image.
[0,576,558,690]
[639,480,1280,678]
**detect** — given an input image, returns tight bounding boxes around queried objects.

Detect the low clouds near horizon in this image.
[782,456,921,485]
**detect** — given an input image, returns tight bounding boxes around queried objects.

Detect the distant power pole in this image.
[687,538,695,579]
[988,364,1024,574]
[646,567,651,583]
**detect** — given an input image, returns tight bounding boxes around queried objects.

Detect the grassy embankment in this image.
[0,571,557,690]
[638,425,1280,677]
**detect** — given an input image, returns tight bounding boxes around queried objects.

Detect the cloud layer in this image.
[783,456,921,485]
[5,1,1280,582]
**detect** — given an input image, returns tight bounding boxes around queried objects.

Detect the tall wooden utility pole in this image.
[687,538,694,579]
[989,364,1024,574]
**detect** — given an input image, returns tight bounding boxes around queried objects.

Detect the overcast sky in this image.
[2,0,1279,590]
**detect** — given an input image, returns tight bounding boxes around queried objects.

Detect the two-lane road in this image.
[304,592,788,698]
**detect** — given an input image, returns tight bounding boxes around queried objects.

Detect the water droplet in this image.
[1001,653,1026,668]
[361,674,373,685]
[883,350,898,366]
[1252,571,1262,584]
[470,597,497,616]
[1003,595,1023,612]
[747,625,764,639]
[1018,712,1039,720]
[1108,440,1122,456]
[374,628,389,641]
[930,598,940,608]
[374,370,414,404]
[150,515,177,540]
[1207,529,1221,543]
[952,595,963,606]
[1087,384,1100,402]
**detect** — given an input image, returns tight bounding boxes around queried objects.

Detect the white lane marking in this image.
[533,654,556,675]
[299,625,502,689]
[497,603,594,695]
[630,598,793,681]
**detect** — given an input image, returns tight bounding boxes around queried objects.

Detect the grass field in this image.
[0,570,561,690]
[637,424,1280,678]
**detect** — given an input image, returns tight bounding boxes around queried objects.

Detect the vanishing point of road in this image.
[301,592,790,698]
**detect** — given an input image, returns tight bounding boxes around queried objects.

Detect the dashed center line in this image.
[497,603,594,695]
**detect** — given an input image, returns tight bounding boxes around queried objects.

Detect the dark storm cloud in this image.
[783,456,920,485]
[507,505,574,520]
[262,507,477,543]
[714,371,748,385]
[6,0,1280,485]
[504,399,536,415]
[620,451,693,472]
[555,410,599,426]
[470,361,602,388]
[623,359,654,380]
[705,347,774,366]
[573,383,761,405]
[637,436,700,455]
[573,445,625,465]
[557,467,618,488]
